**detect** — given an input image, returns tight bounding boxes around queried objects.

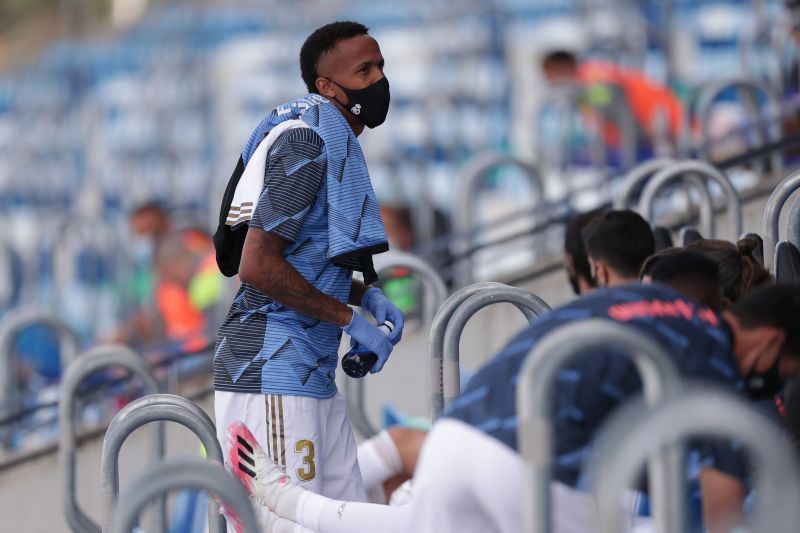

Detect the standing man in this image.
[212,20,404,519]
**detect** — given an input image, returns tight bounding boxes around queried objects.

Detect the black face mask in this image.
[746,363,784,401]
[331,76,390,129]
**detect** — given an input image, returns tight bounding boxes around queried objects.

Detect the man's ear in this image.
[595,261,610,287]
[316,77,337,99]
[564,253,576,274]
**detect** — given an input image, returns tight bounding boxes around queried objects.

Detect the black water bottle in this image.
[342,321,393,378]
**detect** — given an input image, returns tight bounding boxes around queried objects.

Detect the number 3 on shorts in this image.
[295,439,316,481]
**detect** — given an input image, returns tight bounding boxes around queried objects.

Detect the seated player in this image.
[226,283,800,533]
[685,238,772,305]
[582,209,655,288]
[640,248,724,311]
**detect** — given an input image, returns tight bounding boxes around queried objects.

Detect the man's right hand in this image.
[342,310,394,373]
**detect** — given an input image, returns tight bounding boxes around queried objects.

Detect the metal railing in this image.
[516,319,682,533]
[110,458,257,533]
[345,252,448,439]
[58,345,160,533]
[764,169,800,269]
[616,156,714,237]
[101,394,225,532]
[0,309,79,447]
[432,283,550,419]
[692,77,784,177]
[639,159,743,240]
[452,152,545,287]
[775,241,800,282]
[590,387,800,533]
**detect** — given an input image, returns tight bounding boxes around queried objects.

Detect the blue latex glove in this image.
[342,310,394,373]
[360,287,405,345]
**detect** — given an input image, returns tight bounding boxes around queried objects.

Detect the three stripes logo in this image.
[226,201,254,226]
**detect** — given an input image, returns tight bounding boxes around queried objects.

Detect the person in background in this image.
[640,248,725,312]
[563,208,604,296]
[582,209,655,288]
[115,201,223,351]
[541,49,684,161]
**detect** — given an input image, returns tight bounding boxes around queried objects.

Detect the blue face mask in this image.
[131,237,154,266]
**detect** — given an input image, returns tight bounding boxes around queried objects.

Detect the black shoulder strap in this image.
[213,156,249,277]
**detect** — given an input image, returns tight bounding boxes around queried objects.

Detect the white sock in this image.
[357,430,403,495]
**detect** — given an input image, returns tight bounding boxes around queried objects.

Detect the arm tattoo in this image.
[241,228,352,327]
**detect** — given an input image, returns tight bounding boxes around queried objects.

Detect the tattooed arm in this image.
[239,227,353,327]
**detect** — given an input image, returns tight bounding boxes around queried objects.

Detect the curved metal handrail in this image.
[640,160,742,240]
[110,458,258,533]
[615,157,676,209]
[101,394,225,532]
[429,282,510,419]
[452,152,545,287]
[58,345,160,533]
[615,157,714,237]
[346,252,449,439]
[437,285,551,418]
[764,169,800,269]
[788,199,800,251]
[590,387,800,533]
[0,308,79,443]
[695,77,783,177]
[517,319,682,533]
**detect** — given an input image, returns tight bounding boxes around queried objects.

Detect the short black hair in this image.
[641,249,723,311]
[542,50,577,70]
[564,208,605,288]
[732,283,800,357]
[583,209,655,279]
[300,21,369,94]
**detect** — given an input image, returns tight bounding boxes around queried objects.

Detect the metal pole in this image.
[101,394,225,533]
[345,252,448,439]
[788,198,800,251]
[438,286,550,416]
[430,282,510,420]
[517,319,682,533]
[0,309,79,447]
[639,160,742,239]
[453,152,544,287]
[591,387,800,533]
[764,169,800,270]
[110,459,258,533]
[58,345,160,533]
[774,241,800,282]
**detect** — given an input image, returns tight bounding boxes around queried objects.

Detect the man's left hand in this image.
[360,287,405,345]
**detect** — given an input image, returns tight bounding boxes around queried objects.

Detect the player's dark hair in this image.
[582,209,655,279]
[564,208,605,291]
[300,21,369,94]
[686,238,772,303]
[542,50,577,70]
[641,248,723,311]
[731,283,800,357]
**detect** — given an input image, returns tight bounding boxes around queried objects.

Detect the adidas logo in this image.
[351,104,361,115]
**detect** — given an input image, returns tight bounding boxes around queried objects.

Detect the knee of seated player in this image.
[387,426,427,476]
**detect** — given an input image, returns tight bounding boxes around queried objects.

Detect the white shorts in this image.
[214,390,366,502]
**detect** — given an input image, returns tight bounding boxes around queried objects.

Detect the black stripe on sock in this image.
[239,462,257,478]
[237,435,254,454]
[238,448,255,467]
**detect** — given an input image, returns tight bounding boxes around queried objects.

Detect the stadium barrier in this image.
[437,285,550,417]
[110,458,256,533]
[0,309,79,447]
[615,157,713,242]
[692,78,784,177]
[452,152,545,287]
[346,252,448,439]
[590,387,800,533]
[517,319,682,533]
[58,345,160,533]
[679,227,703,246]
[100,393,225,532]
[764,169,800,270]
[639,159,743,240]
